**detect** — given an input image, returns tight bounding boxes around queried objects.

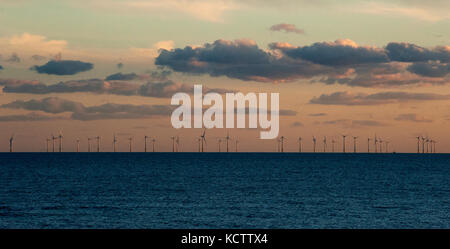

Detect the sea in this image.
[1,152,449,228]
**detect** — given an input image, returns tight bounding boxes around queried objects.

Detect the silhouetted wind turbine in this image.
[421,136,426,153]
[374,135,378,153]
[224,132,231,152]
[170,136,175,152]
[128,137,133,152]
[9,134,14,152]
[176,136,180,152]
[416,136,421,153]
[378,138,383,153]
[353,136,358,153]
[87,137,92,152]
[96,136,101,152]
[144,135,148,152]
[298,137,302,153]
[58,131,63,152]
[76,138,80,152]
[113,134,117,152]
[52,134,57,152]
[312,136,316,153]
[152,138,156,152]
[277,138,280,152]
[46,138,51,152]
[217,138,222,152]
[385,141,389,153]
[200,129,207,152]
[367,138,371,153]
[331,138,336,152]
[280,136,285,153]
[323,136,327,152]
[235,140,239,152]
[342,134,347,153]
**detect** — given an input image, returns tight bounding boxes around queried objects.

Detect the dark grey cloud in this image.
[2,97,174,121]
[321,119,387,128]
[394,113,432,123]
[308,113,327,117]
[2,78,232,98]
[291,121,303,127]
[310,91,450,105]
[269,23,304,34]
[6,53,21,63]
[386,43,450,62]
[105,72,139,81]
[0,112,63,122]
[155,39,339,82]
[30,60,94,75]
[407,61,450,77]
[273,40,389,66]
[31,55,47,61]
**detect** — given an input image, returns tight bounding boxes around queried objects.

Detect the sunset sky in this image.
[0,0,449,152]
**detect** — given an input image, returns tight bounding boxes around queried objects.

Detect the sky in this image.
[0,0,449,152]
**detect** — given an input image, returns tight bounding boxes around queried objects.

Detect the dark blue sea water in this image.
[1,153,449,228]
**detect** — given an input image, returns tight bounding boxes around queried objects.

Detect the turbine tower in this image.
[217,138,222,152]
[342,135,347,153]
[9,134,14,153]
[52,134,57,152]
[170,136,175,152]
[76,138,80,152]
[235,140,239,152]
[87,137,92,152]
[128,137,133,152]
[152,138,156,152]
[198,138,201,152]
[421,136,425,153]
[378,138,383,153]
[385,141,389,153]
[331,138,336,152]
[367,138,371,153]
[144,135,148,152]
[175,136,180,152]
[113,134,117,152]
[200,129,207,152]
[58,131,63,152]
[298,137,302,153]
[280,136,285,153]
[312,136,316,153]
[323,136,327,153]
[353,136,358,153]
[225,132,231,152]
[96,136,101,152]
[46,138,51,152]
[374,135,378,153]
[416,136,420,153]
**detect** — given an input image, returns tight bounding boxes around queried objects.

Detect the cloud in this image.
[156,39,340,82]
[31,54,47,61]
[2,97,175,121]
[310,91,450,105]
[1,78,232,98]
[6,53,21,63]
[308,113,327,117]
[291,121,303,127]
[407,61,450,77]
[394,113,432,123]
[386,43,450,62]
[272,39,389,66]
[0,112,64,122]
[0,33,67,57]
[269,23,304,34]
[30,60,94,75]
[321,119,387,128]
[105,72,139,81]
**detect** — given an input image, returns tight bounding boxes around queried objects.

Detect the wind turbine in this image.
[76,138,80,152]
[96,136,101,152]
[58,131,63,152]
[46,138,51,152]
[323,136,327,153]
[217,138,222,152]
[416,136,421,153]
[152,138,156,152]
[225,132,231,152]
[200,129,207,152]
[87,137,92,152]
[421,136,426,153]
[52,134,57,152]
[374,135,378,153]
[197,138,201,152]
[175,136,180,152]
[342,134,347,153]
[385,141,389,153]
[9,134,14,153]
[367,138,371,153]
[113,134,117,152]
[144,135,148,152]
[378,138,383,153]
[128,137,133,152]
[280,136,285,153]
[353,136,358,153]
[235,140,239,152]
[331,138,336,152]
[312,136,316,153]
[170,136,175,152]
[298,137,302,153]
